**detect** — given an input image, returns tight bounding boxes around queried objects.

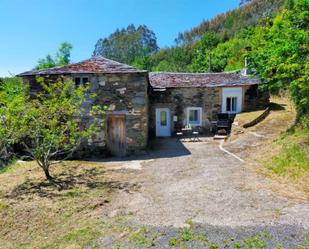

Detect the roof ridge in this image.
[90,56,137,69]
[149,70,242,75]
[18,56,146,76]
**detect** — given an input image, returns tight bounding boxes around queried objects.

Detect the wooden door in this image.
[107,115,126,156]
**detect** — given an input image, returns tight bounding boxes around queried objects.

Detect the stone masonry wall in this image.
[149,87,221,137]
[243,85,270,111]
[91,73,148,155]
[149,85,269,137]
[21,72,149,156]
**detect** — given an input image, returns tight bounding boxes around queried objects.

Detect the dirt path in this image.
[92,138,308,248]
[93,99,308,248]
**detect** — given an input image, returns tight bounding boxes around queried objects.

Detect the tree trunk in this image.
[42,165,53,180]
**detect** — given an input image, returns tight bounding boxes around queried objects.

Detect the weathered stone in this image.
[116,87,126,94]
[132,96,145,105]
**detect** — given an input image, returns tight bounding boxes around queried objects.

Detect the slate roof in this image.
[149,70,262,89]
[18,56,146,76]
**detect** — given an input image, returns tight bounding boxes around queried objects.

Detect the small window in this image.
[82,77,89,84]
[74,77,89,87]
[226,97,237,112]
[187,107,202,126]
[75,77,81,87]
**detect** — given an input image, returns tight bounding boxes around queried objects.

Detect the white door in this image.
[222,87,243,114]
[156,108,171,137]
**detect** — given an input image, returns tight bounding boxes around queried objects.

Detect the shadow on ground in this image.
[92,138,193,163]
[269,102,286,111]
[4,165,140,200]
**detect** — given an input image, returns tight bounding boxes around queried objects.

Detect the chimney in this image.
[244,46,252,75]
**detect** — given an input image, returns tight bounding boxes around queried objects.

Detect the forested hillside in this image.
[175,0,285,45]
[93,24,158,65]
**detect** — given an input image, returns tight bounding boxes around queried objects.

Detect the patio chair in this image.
[176,131,183,141]
[216,113,230,135]
[191,126,201,142]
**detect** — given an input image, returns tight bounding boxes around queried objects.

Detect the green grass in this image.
[64,188,82,198]
[244,234,267,248]
[0,160,114,249]
[62,227,100,244]
[180,227,193,242]
[0,199,8,211]
[169,237,179,247]
[267,126,309,178]
[128,227,149,246]
[0,159,18,174]
[209,242,219,249]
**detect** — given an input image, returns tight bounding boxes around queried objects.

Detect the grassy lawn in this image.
[266,125,309,194]
[239,97,309,199]
[0,160,120,249]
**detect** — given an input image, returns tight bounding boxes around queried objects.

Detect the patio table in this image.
[181,127,193,141]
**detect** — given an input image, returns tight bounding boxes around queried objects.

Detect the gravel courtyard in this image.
[94,138,309,248]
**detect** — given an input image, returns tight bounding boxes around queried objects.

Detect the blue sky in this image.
[0,0,240,76]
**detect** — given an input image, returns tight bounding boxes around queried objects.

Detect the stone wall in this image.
[21,72,149,156]
[149,85,269,137]
[243,85,270,110]
[91,73,148,155]
[149,87,221,136]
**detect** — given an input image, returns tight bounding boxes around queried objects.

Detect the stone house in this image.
[148,71,269,137]
[18,57,149,156]
[18,56,269,156]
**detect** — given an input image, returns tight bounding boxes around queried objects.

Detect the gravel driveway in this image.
[95,138,309,248]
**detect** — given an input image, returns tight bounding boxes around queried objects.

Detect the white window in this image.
[187,107,202,126]
[74,77,89,87]
[226,97,237,112]
[222,87,242,113]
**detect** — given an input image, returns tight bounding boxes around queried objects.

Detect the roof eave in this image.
[18,70,148,77]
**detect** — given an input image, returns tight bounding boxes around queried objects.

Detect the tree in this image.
[0,77,104,179]
[93,24,158,64]
[0,77,28,165]
[249,0,309,117]
[24,78,104,179]
[35,42,73,70]
[55,42,73,66]
[175,0,285,45]
[210,36,248,72]
[239,0,252,6]
[190,32,220,72]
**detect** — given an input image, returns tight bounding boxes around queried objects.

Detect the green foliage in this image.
[180,227,193,241]
[128,227,149,246]
[244,234,267,248]
[93,24,158,64]
[169,237,179,246]
[250,0,309,116]
[0,77,28,164]
[23,78,104,179]
[267,123,309,177]
[190,32,220,72]
[0,77,104,179]
[36,42,72,70]
[209,243,219,249]
[132,44,194,72]
[175,0,285,45]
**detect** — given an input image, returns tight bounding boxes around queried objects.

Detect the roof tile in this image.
[18,56,146,76]
[149,70,262,88]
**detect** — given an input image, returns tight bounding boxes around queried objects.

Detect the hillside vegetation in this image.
[175,0,286,45]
